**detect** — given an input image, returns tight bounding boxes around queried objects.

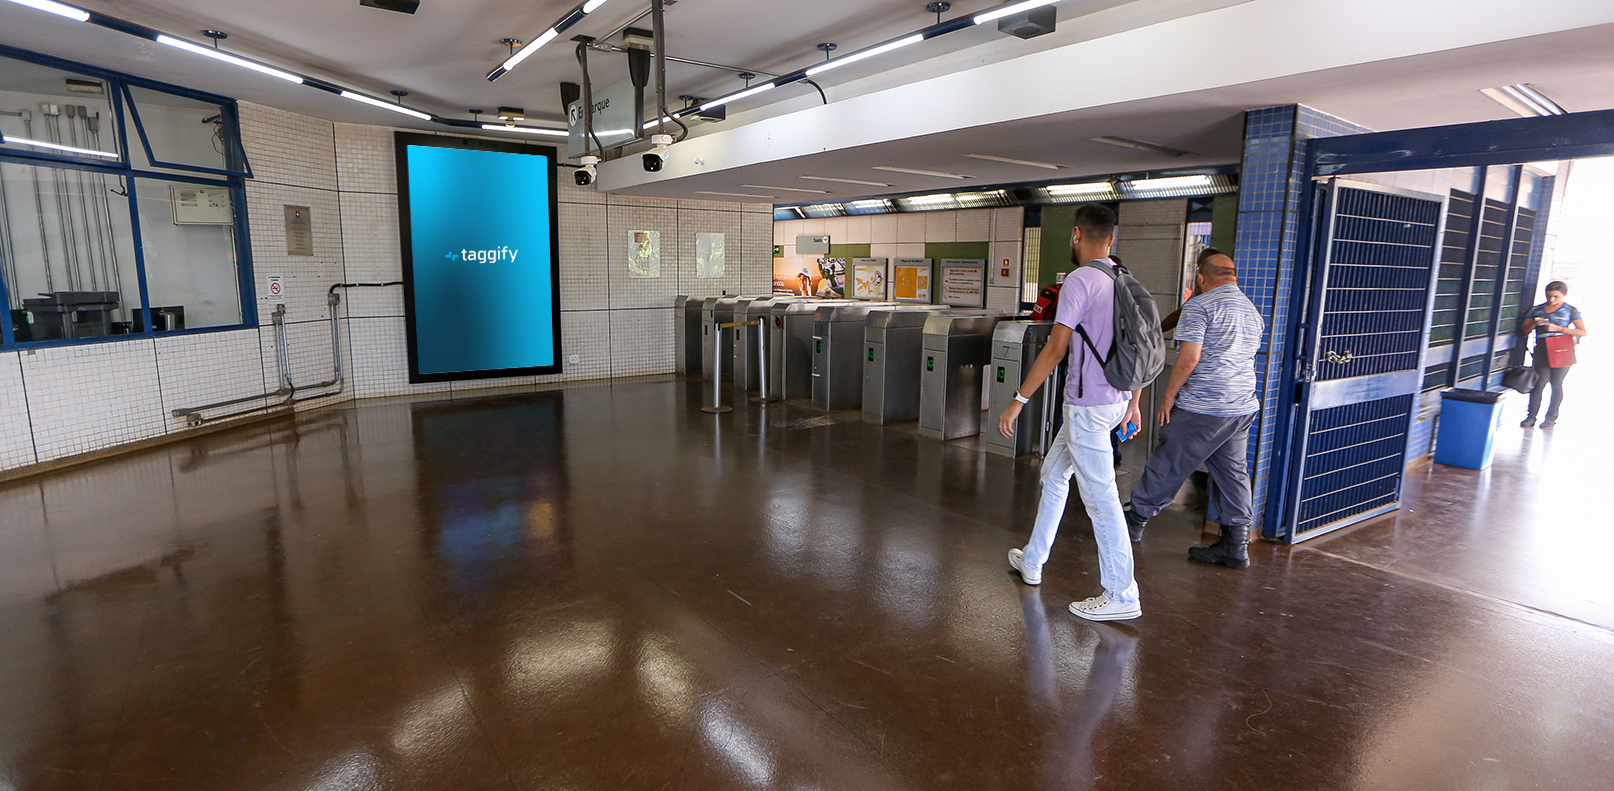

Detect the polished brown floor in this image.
[2,376,1612,790]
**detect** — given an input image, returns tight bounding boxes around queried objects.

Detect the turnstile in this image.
[732,296,796,391]
[919,313,1011,440]
[769,299,855,401]
[862,306,950,424]
[702,296,756,382]
[811,303,891,411]
[676,296,703,377]
[986,321,1065,458]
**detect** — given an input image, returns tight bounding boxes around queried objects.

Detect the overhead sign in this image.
[567,78,643,159]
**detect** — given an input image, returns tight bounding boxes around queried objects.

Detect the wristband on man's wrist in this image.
[1013,392,1030,404]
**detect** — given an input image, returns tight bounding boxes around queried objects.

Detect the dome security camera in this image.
[575,155,599,187]
[643,134,672,173]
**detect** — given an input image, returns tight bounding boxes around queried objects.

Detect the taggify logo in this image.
[446,247,520,264]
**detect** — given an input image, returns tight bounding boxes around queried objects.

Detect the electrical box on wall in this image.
[170,185,232,225]
[797,235,830,255]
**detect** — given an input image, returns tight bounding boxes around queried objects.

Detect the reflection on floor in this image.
[2,376,1611,790]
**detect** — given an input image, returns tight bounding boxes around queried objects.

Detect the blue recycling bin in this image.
[1434,388,1504,470]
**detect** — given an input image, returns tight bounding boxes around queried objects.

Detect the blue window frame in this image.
[0,44,256,349]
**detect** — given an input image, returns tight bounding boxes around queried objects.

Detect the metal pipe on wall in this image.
[21,112,57,293]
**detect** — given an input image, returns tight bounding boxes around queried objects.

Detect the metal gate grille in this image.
[1296,393,1415,533]
[1315,190,1443,381]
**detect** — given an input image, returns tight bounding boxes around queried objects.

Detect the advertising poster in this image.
[852,258,888,300]
[892,258,933,303]
[939,259,987,308]
[628,230,661,279]
[395,133,561,383]
[772,256,846,297]
[696,232,726,279]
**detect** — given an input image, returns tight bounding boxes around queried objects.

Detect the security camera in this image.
[643,134,672,173]
[575,155,598,187]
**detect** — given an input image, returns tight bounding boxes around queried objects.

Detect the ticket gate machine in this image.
[811,303,892,411]
[862,306,950,424]
[919,313,1012,440]
[769,299,855,401]
[675,296,704,376]
[734,296,807,391]
[699,297,734,382]
[986,321,1065,458]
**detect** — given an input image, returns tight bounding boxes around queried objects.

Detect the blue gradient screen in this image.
[401,143,557,379]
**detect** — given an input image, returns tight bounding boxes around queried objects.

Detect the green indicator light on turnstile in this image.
[927,357,934,371]
[868,348,874,361]
[997,366,1005,383]
[816,339,821,353]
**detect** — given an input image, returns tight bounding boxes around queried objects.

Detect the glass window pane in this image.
[0,56,119,161]
[131,177,241,331]
[125,86,235,173]
[0,160,140,341]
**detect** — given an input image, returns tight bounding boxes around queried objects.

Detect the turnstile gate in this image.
[986,321,1064,458]
[734,296,806,391]
[675,296,703,377]
[812,303,892,411]
[862,306,949,424]
[699,297,737,382]
[919,313,1012,440]
[769,299,855,401]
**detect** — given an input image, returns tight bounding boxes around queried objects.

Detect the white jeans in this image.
[1021,401,1139,606]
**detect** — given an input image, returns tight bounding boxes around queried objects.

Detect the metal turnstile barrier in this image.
[986,321,1065,458]
[919,313,1012,441]
[769,299,855,401]
[862,306,949,424]
[699,297,734,382]
[733,296,795,391]
[676,295,704,377]
[811,303,892,411]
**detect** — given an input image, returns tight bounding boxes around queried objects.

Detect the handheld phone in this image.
[1114,421,1139,442]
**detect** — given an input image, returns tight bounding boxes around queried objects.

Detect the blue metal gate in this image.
[1272,180,1446,542]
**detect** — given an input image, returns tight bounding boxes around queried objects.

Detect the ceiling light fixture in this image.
[902,193,958,206]
[1090,136,1187,157]
[481,124,567,137]
[806,34,924,77]
[847,199,892,211]
[743,185,831,194]
[488,0,614,81]
[695,190,776,199]
[1,135,117,157]
[1125,174,1215,191]
[800,176,891,187]
[155,35,305,84]
[964,153,1064,170]
[872,166,974,179]
[973,0,1061,25]
[1045,181,1113,196]
[1480,84,1566,118]
[340,91,432,121]
[582,0,611,12]
[700,82,776,111]
[2,0,89,22]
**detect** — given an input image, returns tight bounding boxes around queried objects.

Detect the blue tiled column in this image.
[1233,105,1371,534]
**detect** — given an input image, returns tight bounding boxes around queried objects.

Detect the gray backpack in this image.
[1072,260,1166,394]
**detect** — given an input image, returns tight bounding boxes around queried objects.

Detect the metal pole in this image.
[751,320,769,404]
[702,324,733,413]
[22,112,57,293]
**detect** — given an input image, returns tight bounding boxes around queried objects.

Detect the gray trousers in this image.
[1130,408,1255,528]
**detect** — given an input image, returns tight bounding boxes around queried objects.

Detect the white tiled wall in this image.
[0,100,771,474]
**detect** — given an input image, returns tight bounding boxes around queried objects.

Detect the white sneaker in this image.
[1007,548,1041,585]
[1068,594,1141,621]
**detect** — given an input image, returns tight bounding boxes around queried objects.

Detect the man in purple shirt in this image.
[998,204,1144,622]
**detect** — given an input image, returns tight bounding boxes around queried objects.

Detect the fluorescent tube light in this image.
[965,153,1064,170]
[800,176,890,187]
[955,189,1009,207]
[502,27,559,71]
[582,0,610,11]
[1125,175,1214,191]
[1046,182,1113,196]
[695,191,776,199]
[701,82,775,111]
[1090,135,1187,157]
[482,124,567,137]
[4,135,117,157]
[847,199,892,211]
[743,185,831,194]
[156,35,304,84]
[872,166,973,179]
[340,91,432,121]
[1511,84,1565,115]
[806,34,924,77]
[643,115,674,130]
[974,0,1059,25]
[1482,84,1565,118]
[903,193,957,206]
[3,0,89,22]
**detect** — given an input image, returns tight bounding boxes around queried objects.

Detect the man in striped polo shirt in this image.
[1122,254,1264,569]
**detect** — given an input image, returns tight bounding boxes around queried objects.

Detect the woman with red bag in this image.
[1518,281,1589,429]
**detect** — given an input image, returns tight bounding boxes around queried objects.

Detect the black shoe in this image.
[1188,524,1251,570]
[1122,503,1148,543]
[1540,418,1556,429]
[1520,418,1537,428]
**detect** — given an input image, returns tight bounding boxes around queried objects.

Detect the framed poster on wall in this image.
[395,132,562,383]
[892,258,933,303]
[851,258,888,300]
[939,259,987,308]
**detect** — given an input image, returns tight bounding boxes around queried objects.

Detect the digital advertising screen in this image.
[395,132,562,383]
